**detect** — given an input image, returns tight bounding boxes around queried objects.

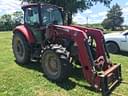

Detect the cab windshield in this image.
[41,7,63,26]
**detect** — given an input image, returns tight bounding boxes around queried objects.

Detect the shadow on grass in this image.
[112,51,128,56]
[15,60,97,92]
[15,60,42,73]
[48,67,98,92]
[119,51,128,56]
[15,60,121,96]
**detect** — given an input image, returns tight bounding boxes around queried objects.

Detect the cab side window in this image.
[24,7,39,26]
[42,7,50,26]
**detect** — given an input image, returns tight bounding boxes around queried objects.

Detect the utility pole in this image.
[86,16,88,27]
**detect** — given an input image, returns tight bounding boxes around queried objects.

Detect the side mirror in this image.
[124,33,128,36]
[123,33,128,40]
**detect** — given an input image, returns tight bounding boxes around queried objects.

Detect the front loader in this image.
[12,3,122,96]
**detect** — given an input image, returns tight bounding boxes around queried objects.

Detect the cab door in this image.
[24,6,42,43]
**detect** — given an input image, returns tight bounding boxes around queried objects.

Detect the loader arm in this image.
[47,25,122,96]
[71,25,109,69]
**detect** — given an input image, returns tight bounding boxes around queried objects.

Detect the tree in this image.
[0,14,13,31]
[22,0,112,24]
[0,11,23,31]
[102,4,124,30]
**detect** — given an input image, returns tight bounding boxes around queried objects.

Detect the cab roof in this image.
[22,3,58,9]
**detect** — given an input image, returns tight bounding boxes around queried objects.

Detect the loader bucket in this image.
[98,63,122,96]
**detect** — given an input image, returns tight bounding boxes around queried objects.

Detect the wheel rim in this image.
[44,52,60,76]
[14,37,25,58]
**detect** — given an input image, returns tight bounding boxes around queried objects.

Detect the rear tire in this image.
[106,42,119,54]
[12,32,31,64]
[41,46,72,82]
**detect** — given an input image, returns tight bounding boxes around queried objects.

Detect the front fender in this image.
[13,25,35,44]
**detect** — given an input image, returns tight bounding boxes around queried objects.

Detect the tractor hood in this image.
[48,24,88,41]
[53,25,84,32]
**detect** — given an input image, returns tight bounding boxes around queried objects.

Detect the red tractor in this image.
[12,3,122,96]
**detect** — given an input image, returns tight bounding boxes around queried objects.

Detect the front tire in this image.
[41,46,72,82]
[12,32,31,64]
[106,42,119,54]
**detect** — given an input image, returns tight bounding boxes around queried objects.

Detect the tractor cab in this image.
[22,3,64,42]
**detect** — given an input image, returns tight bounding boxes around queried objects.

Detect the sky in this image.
[73,0,128,25]
[0,0,128,25]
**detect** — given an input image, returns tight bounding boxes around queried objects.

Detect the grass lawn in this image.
[0,31,128,96]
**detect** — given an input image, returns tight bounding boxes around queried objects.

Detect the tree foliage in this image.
[102,4,124,30]
[0,11,23,31]
[26,0,112,13]
[0,14,13,31]
[24,0,112,24]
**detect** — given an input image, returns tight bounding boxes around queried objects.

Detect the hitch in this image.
[99,64,122,96]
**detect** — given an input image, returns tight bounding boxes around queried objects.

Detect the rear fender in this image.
[13,25,35,44]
